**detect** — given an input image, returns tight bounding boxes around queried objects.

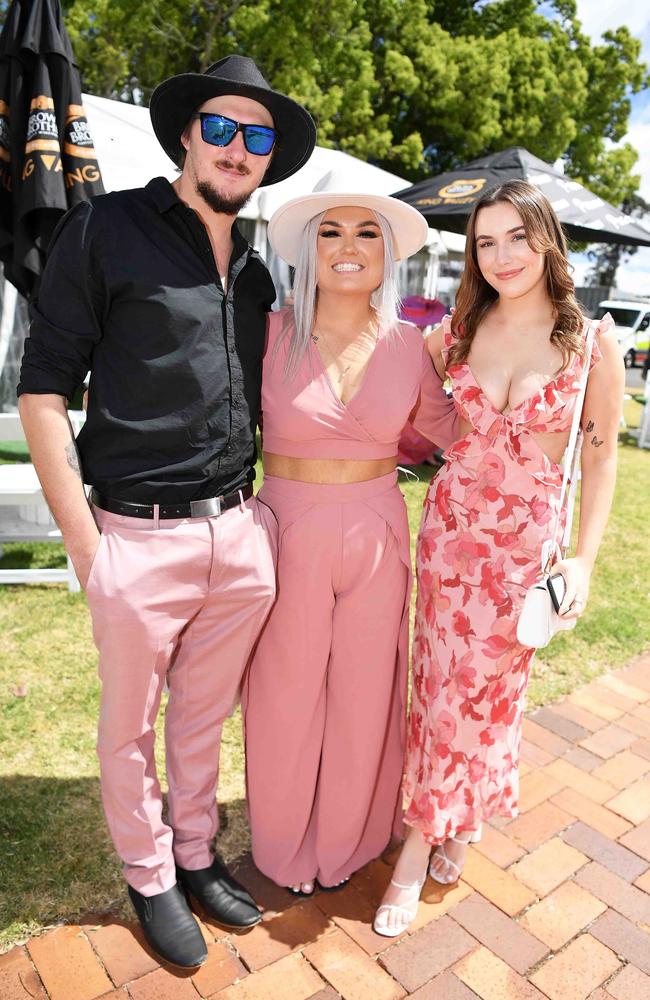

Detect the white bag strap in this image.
[543,321,596,571]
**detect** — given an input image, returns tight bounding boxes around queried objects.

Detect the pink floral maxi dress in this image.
[403,317,602,842]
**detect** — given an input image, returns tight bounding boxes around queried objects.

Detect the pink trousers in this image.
[242,473,411,888]
[86,496,276,896]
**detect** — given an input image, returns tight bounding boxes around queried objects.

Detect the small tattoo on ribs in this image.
[591,435,604,447]
[585,420,594,432]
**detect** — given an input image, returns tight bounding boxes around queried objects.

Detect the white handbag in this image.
[516,323,596,649]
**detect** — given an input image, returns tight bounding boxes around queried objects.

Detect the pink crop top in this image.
[261,308,459,460]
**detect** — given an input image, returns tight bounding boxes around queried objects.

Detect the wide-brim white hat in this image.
[267,169,429,266]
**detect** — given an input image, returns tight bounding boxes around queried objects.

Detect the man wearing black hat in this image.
[18,56,316,968]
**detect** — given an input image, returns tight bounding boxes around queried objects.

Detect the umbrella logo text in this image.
[437,178,487,202]
[415,177,488,208]
[65,164,101,188]
[26,95,59,155]
[65,104,99,159]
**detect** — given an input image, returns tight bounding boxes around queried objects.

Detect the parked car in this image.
[595,300,650,368]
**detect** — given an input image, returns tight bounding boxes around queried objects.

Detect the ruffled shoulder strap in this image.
[585,312,612,373]
[439,313,456,364]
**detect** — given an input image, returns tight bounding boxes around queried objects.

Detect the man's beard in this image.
[196,178,254,216]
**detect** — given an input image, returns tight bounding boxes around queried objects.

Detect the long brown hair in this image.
[449,180,584,370]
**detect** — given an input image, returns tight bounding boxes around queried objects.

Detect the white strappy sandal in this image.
[429,824,483,885]
[373,873,426,938]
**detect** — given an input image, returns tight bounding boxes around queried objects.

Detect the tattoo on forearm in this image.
[590,435,604,447]
[65,440,82,479]
[586,420,594,432]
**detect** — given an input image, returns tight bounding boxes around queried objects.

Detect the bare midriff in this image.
[263,453,397,484]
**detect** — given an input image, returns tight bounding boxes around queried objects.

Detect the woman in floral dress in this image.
[374,180,624,936]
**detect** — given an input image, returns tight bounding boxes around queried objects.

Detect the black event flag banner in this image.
[0,0,104,297]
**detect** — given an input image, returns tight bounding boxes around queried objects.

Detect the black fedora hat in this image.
[150,55,316,186]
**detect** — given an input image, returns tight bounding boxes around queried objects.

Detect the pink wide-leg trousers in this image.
[243,473,411,888]
[86,496,276,896]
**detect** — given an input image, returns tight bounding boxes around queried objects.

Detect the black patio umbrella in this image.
[393,147,650,248]
[0,0,104,297]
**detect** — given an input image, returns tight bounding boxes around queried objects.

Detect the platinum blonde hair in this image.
[281,209,401,377]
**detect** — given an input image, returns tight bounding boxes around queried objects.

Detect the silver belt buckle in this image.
[190,495,223,518]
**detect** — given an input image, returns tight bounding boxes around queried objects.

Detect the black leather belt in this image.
[90,484,254,520]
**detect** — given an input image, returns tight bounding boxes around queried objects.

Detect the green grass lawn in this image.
[1,390,649,949]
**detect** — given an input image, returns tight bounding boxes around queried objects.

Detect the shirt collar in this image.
[146,177,253,257]
[231,219,249,257]
[146,176,179,214]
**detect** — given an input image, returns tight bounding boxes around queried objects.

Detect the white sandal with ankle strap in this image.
[429,824,482,885]
[373,873,426,938]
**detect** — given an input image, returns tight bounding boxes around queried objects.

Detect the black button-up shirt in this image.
[17,177,276,502]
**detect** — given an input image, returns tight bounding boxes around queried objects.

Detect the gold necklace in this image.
[312,323,378,385]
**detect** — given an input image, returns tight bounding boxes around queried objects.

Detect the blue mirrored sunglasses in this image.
[193,112,276,156]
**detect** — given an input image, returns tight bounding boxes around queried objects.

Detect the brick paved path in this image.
[3,653,650,1000]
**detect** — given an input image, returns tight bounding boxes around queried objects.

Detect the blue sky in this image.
[570,2,650,293]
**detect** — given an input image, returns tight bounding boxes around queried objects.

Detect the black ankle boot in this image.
[177,857,261,929]
[128,884,207,968]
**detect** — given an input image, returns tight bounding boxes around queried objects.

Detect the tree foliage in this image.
[0,0,646,206]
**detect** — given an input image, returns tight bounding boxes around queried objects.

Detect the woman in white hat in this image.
[241,172,459,894]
